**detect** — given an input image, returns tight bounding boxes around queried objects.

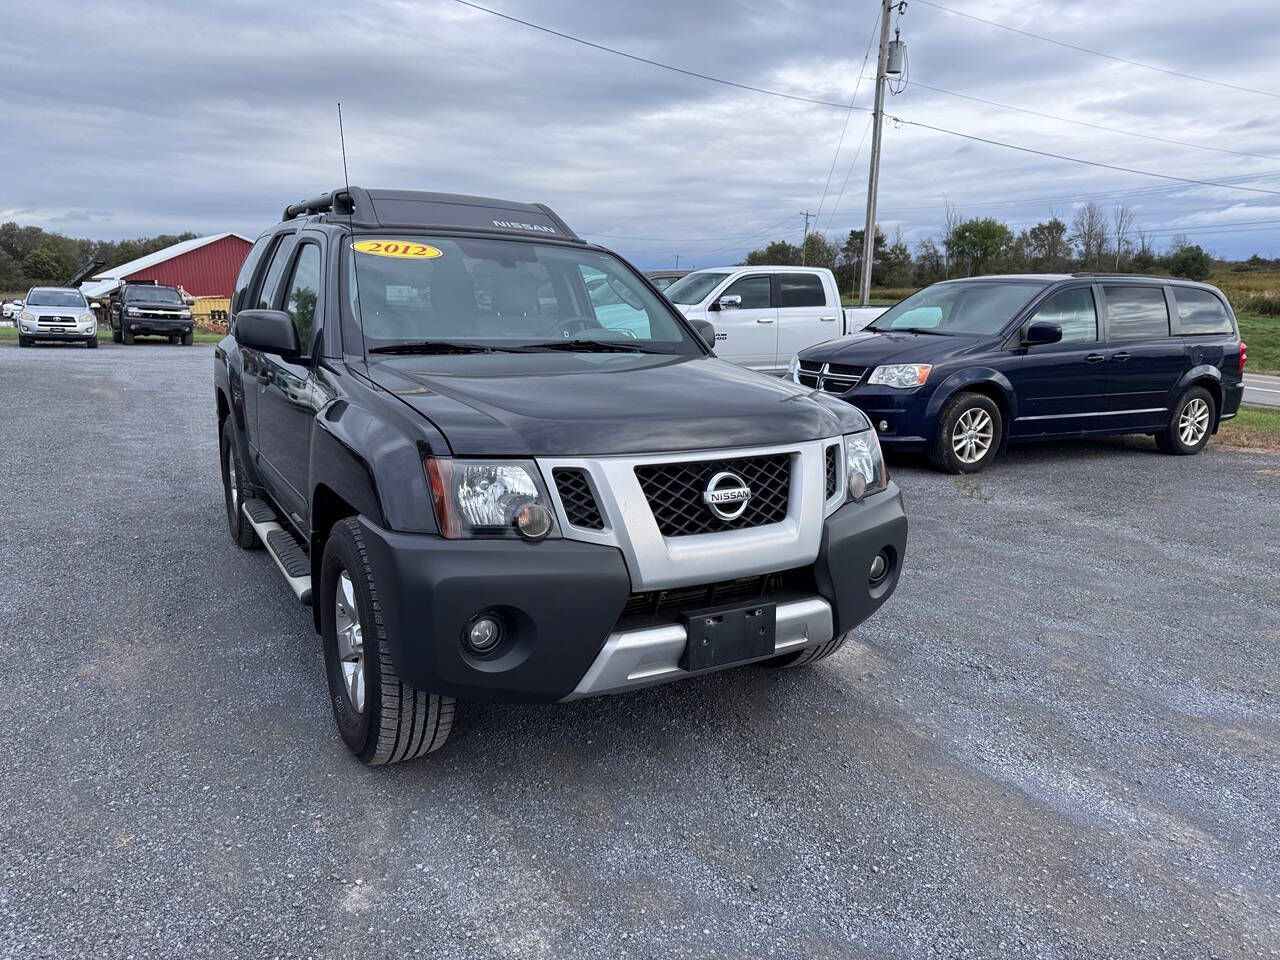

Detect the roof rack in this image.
[281,186,583,243]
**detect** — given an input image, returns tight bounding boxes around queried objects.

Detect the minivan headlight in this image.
[868,363,932,388]
[787,355,801,383]
[844,430,887,501]
[425,458,560,540]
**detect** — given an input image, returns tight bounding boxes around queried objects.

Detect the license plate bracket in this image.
[680,601,777,672]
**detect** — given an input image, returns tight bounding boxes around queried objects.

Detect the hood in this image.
[801,329,994,366]
[367,352,867,457]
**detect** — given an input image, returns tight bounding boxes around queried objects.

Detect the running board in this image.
[242,499,312,605]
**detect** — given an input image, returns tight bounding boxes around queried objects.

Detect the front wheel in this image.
[86,337,98,349]
[122,328,134,345]
[929,391,1003,473]
[181,331,194,346]
[220,420,259,549]
[321,518,455,765]
[18,335,30,348]
[1156,386,1215,455]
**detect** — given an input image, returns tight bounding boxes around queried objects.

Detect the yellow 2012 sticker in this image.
[352,240,443,259]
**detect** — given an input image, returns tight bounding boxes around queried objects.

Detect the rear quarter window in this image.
[1173,288,1233,335]
[778,273,827,308]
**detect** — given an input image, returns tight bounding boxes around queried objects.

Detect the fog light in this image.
[514,502,553,540]
[869,551,889,584]
[847,470,867,502]
[878,420,889,432]
[466,615,502,654]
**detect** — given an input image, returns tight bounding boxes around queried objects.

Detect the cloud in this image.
[4,0,1279,265]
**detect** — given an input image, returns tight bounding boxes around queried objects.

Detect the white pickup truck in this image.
[663,266,884,375]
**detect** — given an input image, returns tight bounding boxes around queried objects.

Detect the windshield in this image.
[26,288,86,308]
[868,281,1049,336]
[347,236,700,355]
[125,286,184,304]
[664,272,729,305]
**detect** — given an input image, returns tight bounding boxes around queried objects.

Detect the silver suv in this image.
[17,287,99,349]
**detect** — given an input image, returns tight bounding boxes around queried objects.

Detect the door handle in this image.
[756,317,775,324]
[820,315,837,322]
[1085,353,1105,363]
[1112,351,1131,362]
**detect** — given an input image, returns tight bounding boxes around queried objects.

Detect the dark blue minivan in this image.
[791,274,1247,472]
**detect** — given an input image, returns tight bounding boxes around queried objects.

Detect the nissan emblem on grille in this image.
[702,471,752,521]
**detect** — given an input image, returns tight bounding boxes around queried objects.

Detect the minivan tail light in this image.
[1240,341,1247,372]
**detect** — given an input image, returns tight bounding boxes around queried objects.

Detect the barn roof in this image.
[90,232,253,282]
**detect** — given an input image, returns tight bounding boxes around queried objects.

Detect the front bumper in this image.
[823,384,933,448]
[126,319,192,335]
[22,325,96,341]
[358,483,907,704]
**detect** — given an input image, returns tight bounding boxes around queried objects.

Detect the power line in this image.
[823,116,875,232]
[451,0,865,112]
[914,0,1280,101]
[909,80,1280,164]
[888,115,1280,197]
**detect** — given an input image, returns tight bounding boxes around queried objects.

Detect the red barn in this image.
[81,233,253,300]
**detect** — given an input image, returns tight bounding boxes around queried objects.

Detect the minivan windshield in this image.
[663,272,729,305]
[26,288,87,308]
[348,236,700,355]
[868,280,1049,336]
[125,286,184,305]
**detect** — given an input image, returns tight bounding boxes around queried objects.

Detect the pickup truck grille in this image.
[797,361,866,394]
[634,453,791,537]
[552,468,604,529]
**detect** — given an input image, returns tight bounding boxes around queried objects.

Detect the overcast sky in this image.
[3,0,1278,268]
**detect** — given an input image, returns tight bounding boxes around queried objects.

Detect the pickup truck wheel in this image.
[181,331,194,346]
[122,328,134,345]
[321,518,455,765]
[220,421,259,550]
[111,326,122,343]
[929,391,1002,473]
[763,630,851,668]
[1155,386,1214,455]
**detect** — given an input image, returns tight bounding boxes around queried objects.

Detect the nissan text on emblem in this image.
[702,471,752,521]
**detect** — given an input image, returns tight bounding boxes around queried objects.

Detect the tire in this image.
[122,328,134,345]
[111,326,122,343]
[929,391,1003,474]
[86,337,98,349]
[182,331,194,346]
[1156,385,1215,456]
[18,335,30,348]
[220,420,259,550]
[169,334,179,345]
[321,517,455,765]
[764,630,852,668]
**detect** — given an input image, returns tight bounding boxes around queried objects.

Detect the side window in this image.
[255,235,297,309]
[722,274,771,309]
[282,244,322,353]
[1173,288,1233,335]
[1031,287,1097,343]
[778,273,827,308]
[231,236,271,315]
[1103,285,1169,340]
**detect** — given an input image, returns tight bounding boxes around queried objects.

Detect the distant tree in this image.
[742,239,800,266]
[836,227,885,295]
[1132,230,1156,272]
[22,247,62,283]
[0,248,23,292]
[946,217,1013,276]
[913,237,946,285]
[799,232,838,271]
[1112,204,1136,270]
[1070,202,1109,269]
[1168,244,1214,281]
[880,229,914,287]
[1020,217,1069,272]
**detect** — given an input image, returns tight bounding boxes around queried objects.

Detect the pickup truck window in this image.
[722,275,771,309]
[868,280,1047,336]
[665,272,728,304]
[778,273,826,307]
[124,286,184,305]
[348,235,698,354]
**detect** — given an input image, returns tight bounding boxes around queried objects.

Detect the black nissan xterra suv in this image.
[214,187,908,766]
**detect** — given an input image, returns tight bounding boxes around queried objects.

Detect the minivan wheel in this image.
[1156,386,1215,456]
[930,391,1003,473]
[321,518,454,765]
[220,420,259,550]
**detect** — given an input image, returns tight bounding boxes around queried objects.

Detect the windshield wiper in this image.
[368,341,534,355]
[872,326,951,336]
[521,339,657,354]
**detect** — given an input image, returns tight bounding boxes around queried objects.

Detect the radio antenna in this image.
[337,102,365,356]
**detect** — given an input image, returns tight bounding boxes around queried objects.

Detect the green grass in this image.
[1238,314,1280,375]
[1219,405,1280,452]
[0,326,222,344]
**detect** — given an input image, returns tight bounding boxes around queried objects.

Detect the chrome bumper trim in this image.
[562,596,833,700]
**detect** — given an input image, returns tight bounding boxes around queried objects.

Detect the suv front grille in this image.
[634,453,791,537]
[553,468,604,529]
[797,361,866,394]
[825,444,839,498]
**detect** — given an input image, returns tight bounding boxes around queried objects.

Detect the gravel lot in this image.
[2,341,1277,960]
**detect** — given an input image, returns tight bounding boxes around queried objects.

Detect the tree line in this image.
[741,201,1273,294]
[0,222,197,293]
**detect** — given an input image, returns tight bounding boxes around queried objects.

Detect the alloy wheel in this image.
[1178,397,1210,446]
[952,408,994,465]
[334,571,366,714]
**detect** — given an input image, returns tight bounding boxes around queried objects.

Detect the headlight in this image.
[126,306,140,316]
[20,311,35,322]
[78,312,94,324]
[180,309,192,318]
[868,363,932,388]
[844,430,887,502]
[788,355,801,384]
[425,458,559,540]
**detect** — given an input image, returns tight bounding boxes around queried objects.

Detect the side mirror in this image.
[716,294,743,311]
[235,309,302,361]
[1024,321,1063,346]
[691,318,716,350]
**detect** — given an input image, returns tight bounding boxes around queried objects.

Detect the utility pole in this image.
[859,0,894,306]
[800,209,812,265]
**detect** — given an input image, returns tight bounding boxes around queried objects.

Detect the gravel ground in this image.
[1,340,1277,960]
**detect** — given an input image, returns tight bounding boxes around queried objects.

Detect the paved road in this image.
[2,341,1278,959]
[1243,372,1280,409]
